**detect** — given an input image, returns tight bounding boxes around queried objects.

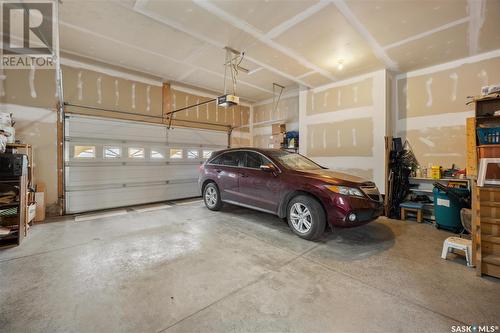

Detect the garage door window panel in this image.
[187,149,199,159]
[74,145,96,159]
[170,149,183,159]
[202,150,214,159]
[104,147,121,159]
[128,147,145,159]
[151,149,165,159]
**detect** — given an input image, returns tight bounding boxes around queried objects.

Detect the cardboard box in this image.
[271,134,285,147]
[272,123,286,134]
[34,182,46,223]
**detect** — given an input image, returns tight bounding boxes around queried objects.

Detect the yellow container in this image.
[431,166,441,179]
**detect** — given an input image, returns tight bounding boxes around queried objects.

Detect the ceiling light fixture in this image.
[337,60,344,71]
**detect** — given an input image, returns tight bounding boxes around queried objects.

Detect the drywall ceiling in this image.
[58,0,500,102]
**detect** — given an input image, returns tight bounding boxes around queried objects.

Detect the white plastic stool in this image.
[441,237,473,267]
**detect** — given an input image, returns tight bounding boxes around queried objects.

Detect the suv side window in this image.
[210,151,243,167]
[244,151,272,169]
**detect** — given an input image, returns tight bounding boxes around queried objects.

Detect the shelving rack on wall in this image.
[6,143,36,226]
[469,94,500,278]
[0,165,28,248]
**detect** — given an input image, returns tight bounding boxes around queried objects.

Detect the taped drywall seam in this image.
[192,0,336,81]
[130,3,311,88]
[418,137,436,147]
[396,110,474,132]
[206,104,209,120]
[425,78,433,107]
[323,92,328,107]
[322,128,327,149]
[478,69,488,86]
[332,0,397,70]
[28,66,37,98]
[252,88,300,106]
[449,73,458,101]
[77,71,83,101]
[114,80,119,106]
[337,90,341,107]
[216,107,219,122]
[146,86,151,112]
[96,76,102,104]
[403,83,410,110]
[383,17,470,50]
[353,86,358,103]
[131,83,136,109]
[306,106,373,125]
[352,128,357,146]
[337,129,341,148]
[396,49,500,79]
[467,0,486,56]
[61,56,162,87]
[310,130,314,149]
[185,95,189,117]
[265,0,329,39]
[232,108,235,126]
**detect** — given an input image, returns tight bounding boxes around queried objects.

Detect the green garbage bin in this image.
[433,187,469,233]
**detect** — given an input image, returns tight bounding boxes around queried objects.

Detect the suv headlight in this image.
[325,185,364,197]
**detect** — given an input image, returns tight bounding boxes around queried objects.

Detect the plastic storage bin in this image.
[477,127,500,145]
[433,187,469,233]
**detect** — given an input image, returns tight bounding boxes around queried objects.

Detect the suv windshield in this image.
[270,151,322,170]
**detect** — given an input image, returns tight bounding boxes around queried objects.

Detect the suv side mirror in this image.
[260,164,275,172]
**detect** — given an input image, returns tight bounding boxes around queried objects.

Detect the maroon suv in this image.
[199,148,383,240]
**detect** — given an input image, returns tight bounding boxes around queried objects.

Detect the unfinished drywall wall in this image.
[306,117,374,157]
[299,70,388,192]
[1,68,59,213]
[396,51,500,169]
[252,94,299,148]
[63,65,163,123]
[306,77,373,116]
[170,87,250,132]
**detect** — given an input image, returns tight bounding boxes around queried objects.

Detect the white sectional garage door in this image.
[64,115,227,213]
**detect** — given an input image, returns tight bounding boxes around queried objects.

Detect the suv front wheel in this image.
[287,195,326,241]
[203,182,223,211]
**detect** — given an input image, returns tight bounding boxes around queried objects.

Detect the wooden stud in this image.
[162,82,171,126]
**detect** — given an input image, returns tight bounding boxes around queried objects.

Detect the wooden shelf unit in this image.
[468,95,500,278]
[0,174,27,248]
[473,185,500,278]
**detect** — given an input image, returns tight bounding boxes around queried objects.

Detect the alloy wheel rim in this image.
[290,203,312,233]
[205,187,217,207]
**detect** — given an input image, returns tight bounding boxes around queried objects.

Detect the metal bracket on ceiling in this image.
[223,47,248,96]
[272,83,285,115]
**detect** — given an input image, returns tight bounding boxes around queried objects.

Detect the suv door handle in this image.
[215,169,222,173]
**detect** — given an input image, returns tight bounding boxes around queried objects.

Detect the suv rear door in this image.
[208,151,244,202]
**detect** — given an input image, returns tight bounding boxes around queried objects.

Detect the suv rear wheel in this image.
[203,182,222,211]
[287,195,326,241]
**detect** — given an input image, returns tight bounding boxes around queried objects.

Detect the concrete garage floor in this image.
[1,200,499,332]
